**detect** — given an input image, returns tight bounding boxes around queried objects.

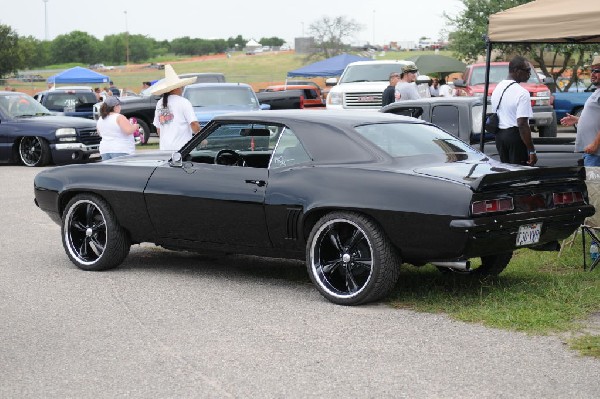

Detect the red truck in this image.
[453,62,557,137]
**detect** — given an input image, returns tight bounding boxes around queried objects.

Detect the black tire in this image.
[19,136,51,167]
[538,111,557,137]
[306,212,400,305]
[136,118,151,146]
[437,252,513,276]
[62,194,130,271]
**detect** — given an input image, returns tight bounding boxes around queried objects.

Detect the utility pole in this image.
[43,0,49,41]
[124,10,130,66]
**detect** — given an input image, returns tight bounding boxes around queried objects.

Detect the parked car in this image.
[0,91,100,166]
[380,96,582,167]
[553,83,596,131]
[453,62,557,137]
[33,110,593,305]
[182,82,269,128]
[33,87,98,119]
[263,84,325,107]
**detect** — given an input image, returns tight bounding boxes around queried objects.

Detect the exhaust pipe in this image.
[431,260,470,271]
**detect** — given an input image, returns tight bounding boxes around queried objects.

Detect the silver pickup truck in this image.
[381,96,581,168]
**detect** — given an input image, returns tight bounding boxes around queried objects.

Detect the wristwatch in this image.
[528,150,537,155]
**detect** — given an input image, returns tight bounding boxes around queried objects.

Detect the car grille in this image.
[344,91,383,108]
[79,128,101,145]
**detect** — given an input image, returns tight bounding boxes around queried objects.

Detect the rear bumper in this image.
[450,205,594,257]
[530,105,554,126]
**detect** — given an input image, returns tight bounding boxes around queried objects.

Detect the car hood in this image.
[412,156,584,192]
[11,115,97,128]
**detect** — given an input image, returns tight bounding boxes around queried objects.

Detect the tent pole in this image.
[480,35,493,152]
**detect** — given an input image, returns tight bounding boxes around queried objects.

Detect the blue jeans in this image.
[583,154,600,167]
[101,153,129,161]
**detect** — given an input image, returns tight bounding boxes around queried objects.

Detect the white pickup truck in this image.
[325,60,428,110]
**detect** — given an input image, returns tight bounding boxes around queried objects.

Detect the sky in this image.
[1,0,464,46]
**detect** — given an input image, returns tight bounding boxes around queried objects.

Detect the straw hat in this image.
[592,55,600,67]
[150,64,197,95]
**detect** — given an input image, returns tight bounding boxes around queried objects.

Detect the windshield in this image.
[355,122,478,158]
[340,64,406,84]
[183,86,259,108]
[0,93,52,117]
[470,64,541,85]
[44,92,98,112]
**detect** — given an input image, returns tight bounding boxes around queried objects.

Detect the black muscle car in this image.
[34,110,594,305]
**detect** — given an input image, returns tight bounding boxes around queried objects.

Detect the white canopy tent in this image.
[479,0,600,151]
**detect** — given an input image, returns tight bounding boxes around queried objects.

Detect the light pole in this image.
[124,11,130,66]
[43,0,49,41]
[301,22,304,38]
[372,9,375,46]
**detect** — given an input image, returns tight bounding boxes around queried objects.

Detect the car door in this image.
[144,123,273,248]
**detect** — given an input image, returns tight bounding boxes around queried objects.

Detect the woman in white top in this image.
[96,96,139,160]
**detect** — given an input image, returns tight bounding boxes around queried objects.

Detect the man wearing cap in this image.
[395,64,421,102]
[560,55,600,166]
[151,64,200,151]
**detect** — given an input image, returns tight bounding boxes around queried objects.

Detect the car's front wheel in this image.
[437,252,513,276]
[19,136,51,166]
[306,212,400,305]
[62,194,130,271]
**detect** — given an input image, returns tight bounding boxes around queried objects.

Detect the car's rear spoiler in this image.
[470,166,586,192]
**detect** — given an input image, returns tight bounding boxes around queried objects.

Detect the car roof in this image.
[346,60,412,67]
[185,82,251,89]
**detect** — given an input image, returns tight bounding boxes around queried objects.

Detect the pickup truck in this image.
[255,90,305,110]
[380,96,581,168]
[263,84,325,107]
[325,60,416,110]
[453,62,558,137]
[33,87,97,119]
[553,84,596,130]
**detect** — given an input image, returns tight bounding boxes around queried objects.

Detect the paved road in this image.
[1,165,599,398]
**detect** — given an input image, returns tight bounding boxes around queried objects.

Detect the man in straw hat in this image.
[152,64,200,151]
[561,55,600,166]
[394,63,421,102]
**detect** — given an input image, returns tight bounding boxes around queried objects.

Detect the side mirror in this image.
[325,78,338,87]
[453,79,466,88]
[170,152,183,167]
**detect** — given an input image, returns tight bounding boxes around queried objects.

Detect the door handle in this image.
[245,179,266,187]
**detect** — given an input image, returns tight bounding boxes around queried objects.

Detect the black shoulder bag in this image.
[485,81,516,134]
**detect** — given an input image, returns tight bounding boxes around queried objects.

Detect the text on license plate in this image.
[516,223,542,246]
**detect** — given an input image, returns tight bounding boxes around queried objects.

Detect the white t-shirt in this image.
[439,84,453,97]
[491,80,533,129]
[97,113,135,155]
[153,94,198,151]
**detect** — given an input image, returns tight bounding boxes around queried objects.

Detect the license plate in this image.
[516,223,542,246]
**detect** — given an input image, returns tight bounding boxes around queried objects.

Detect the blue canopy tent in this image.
[47,66,110,84]
[287,53,371,77]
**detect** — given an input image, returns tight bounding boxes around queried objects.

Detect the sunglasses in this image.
[591,68,600,74]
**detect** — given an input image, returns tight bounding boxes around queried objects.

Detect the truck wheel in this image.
[538,111,557,137]
[19,136,52,167]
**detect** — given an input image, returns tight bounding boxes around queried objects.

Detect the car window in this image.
[271,128,311,168]
[2,94,51,117]
[45,92,98,111]
[184,87,259,107]
[431,105,460,135]
[355,122,476,158]
[185,122,283,168]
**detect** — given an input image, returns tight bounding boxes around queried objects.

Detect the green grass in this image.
[386,233,600,357]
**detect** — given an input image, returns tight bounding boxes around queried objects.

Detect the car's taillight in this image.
[300,95,305,109]
[553,191,584,205]
[471,198,514,215]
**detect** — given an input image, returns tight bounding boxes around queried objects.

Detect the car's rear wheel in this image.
[19,136,51,167]
[437,252,513,276]
[306,212,400,305]
[62,194,130,271]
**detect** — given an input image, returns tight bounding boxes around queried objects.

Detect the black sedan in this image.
[34,111,594,305]
[0,91,100,166]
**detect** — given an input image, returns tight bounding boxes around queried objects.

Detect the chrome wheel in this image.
[19,136,50,167]
[62,194,130,271]
[307,212,400,305]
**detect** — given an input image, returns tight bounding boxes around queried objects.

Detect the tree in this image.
[18,36,51,68]
[446,0,599,90]
[308,16,363,58]
[0,24,23,78]
[51,31,101,64]
[259,37,285,47]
